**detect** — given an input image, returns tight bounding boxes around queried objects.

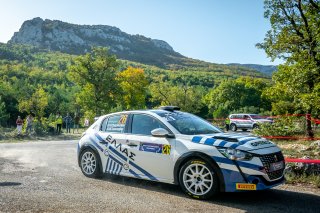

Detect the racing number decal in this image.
[118,114,128,124]
[162,144,171,155]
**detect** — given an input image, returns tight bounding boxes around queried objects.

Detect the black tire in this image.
[253,124,259,129]
[230,123,237,132]
[80,148,102,178]
[242,129,247,132]
[179,159,219,200]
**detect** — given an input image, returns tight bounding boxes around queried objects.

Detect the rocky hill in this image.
[9,17,185,67]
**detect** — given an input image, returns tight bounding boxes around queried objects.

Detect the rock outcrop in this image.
[9,17,184,67]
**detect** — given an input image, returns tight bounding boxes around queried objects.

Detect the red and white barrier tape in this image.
[263,136,320,140]
[285,158,320,164]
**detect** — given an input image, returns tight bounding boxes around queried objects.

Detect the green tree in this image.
[257,0,320,137]
[19,87,49,121]
[0,96,9,126]
[150,81,206,114]
[205,78,271,118]
[117,67,148,110]
[68,47,120,116]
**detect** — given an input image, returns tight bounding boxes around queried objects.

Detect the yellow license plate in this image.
[236,183,256,190]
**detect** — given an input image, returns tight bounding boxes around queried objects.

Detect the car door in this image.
[125,113,175,183]
[97,113,130,175]
[242,115,252,128]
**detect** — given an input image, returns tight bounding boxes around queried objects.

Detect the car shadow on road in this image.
[101,174,319,213]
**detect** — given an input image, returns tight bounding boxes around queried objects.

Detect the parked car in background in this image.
[229,114,273,132]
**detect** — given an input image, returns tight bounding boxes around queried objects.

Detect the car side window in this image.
[103,114,128,133]
[100,117,108,131]
[131,114,168,135]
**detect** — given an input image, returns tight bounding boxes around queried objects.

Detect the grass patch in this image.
[0,127,85,143]
[285,173,320,188]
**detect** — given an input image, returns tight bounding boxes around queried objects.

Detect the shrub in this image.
[253,116,306,137]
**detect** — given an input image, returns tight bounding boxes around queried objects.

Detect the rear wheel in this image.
[230,124,237,132]
[253,124,259,129]
[179,159,219,200]
[80,149,102,178]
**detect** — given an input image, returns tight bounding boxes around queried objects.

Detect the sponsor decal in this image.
[162,144,171,155]
[236,183,256,190]
[250,140,272,147]
[191,160,205,165]
[139,143,171,155]
[139,143,162,153]
[106,135,136,161]
[123,163,129,170]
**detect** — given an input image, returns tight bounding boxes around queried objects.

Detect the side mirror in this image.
[151,128,174,138]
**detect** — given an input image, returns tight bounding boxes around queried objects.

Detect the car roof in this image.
[101,109,179,117]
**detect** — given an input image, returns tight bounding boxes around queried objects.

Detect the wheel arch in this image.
[173,151,225,192]
[78,143,103,174]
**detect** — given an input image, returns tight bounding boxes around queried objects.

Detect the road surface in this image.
[0,140,319,212]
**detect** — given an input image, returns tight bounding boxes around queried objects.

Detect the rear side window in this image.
[131,114,168,135]
[102,114,128,133]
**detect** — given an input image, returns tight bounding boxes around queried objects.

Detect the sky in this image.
[0,0,281,65]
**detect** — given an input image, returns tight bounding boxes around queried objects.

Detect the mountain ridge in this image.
[9,17,185,68]
[8,17,275,75]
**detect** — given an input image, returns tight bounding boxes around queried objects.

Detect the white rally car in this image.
[77,106,285,199]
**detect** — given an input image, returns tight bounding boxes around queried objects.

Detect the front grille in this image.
[259,152,285,180]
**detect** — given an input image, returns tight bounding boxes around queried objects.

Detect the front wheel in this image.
[253,124,259,129]
[230,123,237,132]
[179,159,219,200]
[80,149,102,178]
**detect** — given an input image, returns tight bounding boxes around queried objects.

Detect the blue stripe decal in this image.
[238,138,258,145]
[129,169,141,178]
[108,160,112,172]
[105,157,110,172]
[114,163,118,174]
[204,138,216,145]
[218,141,228,147]
[113,160,117,172]
[108,146,127,161]
[229,143,239,149]
[89,137,104,152]
[109,154,123,166]
[117,166,122,175]
[213,156,262,171]
[212,156,235,165]
[94,133,105,142]
[192,136,202,143]
[237,161,262,170]
[129,161,158,181]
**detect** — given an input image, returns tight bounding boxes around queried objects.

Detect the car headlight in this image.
[218,147,253,161]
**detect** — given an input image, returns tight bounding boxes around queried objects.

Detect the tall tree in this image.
[68,47,120,116]
[19,87,48,121]
[257,0,320,137]
[205,78,270,118]
[117,67,148,110]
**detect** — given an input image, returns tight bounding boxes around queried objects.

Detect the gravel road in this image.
[0,140,319,213]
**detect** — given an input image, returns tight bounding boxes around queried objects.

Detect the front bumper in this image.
[213,152,285,192]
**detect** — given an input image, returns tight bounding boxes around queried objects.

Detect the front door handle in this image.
[127,142,138,147]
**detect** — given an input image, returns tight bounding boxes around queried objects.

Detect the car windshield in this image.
[161,112,221,135]
[250,114,264,119]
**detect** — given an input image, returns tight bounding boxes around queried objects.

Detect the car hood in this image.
[188,132,277,152]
